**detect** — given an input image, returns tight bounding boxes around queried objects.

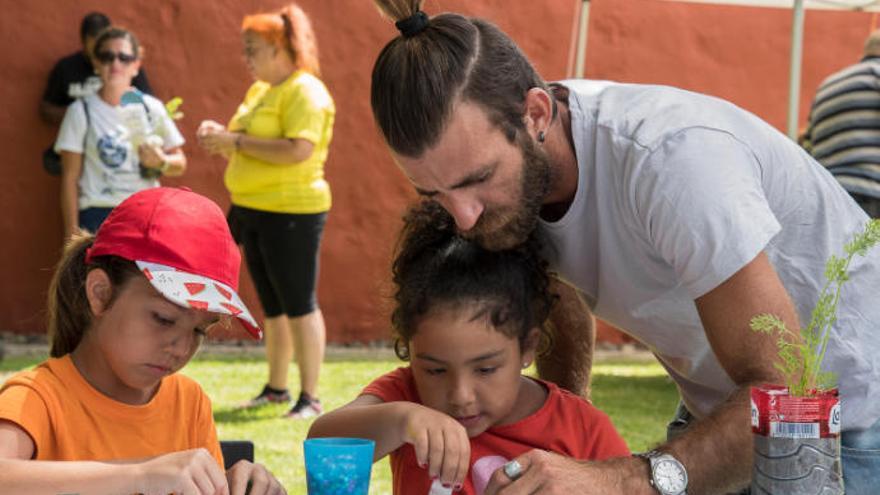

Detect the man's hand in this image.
[483,450,651,495]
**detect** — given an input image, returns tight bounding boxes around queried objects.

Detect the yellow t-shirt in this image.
[225,70,335,214]
[0,355,223,466]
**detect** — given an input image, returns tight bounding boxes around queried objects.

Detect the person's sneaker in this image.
[239,384,291,409]
[284,392,323,419]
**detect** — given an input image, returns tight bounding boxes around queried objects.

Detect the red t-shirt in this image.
[362,367,630,495]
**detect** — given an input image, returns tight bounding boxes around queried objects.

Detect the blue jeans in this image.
[78,207,113,234]
[841,415,880,495]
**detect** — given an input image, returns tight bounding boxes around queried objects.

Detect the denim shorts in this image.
[78,207,114,234]
[841,415,880,495]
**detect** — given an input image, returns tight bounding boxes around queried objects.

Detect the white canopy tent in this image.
[567,0,880,139]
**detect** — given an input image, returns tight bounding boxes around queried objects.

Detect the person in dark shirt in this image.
[40,12,152,125]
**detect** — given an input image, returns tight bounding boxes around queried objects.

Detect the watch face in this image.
[654,459,687,493]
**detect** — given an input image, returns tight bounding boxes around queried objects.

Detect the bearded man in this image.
[367,2,880,495]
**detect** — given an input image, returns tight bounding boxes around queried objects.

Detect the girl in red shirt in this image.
[309,203,629,495]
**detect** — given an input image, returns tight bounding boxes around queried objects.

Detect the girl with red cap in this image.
[0,187,284,495]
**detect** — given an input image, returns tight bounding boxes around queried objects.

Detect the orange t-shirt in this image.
[0,355,223,466]
[362,367,630,495]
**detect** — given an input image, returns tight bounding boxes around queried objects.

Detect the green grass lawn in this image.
[0,351,677,494]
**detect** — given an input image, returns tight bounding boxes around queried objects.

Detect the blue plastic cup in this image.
[304,437,375,495]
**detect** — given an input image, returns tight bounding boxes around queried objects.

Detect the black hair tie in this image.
[395,11,429,38]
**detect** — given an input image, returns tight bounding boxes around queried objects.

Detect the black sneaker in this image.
[239,384,291,409]
[284,392,323,419]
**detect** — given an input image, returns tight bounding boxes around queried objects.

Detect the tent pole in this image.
[787,0,806,140]
[575,1,591,78]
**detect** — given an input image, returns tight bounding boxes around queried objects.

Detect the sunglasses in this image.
[96,51,137,65]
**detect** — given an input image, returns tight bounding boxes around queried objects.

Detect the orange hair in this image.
[242,3,320,76]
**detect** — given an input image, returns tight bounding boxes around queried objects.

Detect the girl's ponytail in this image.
[47,233,95,357]
[47,232,140,357]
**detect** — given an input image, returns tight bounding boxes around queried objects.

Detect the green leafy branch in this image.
[750,219,880,397]
[165,97,184,121]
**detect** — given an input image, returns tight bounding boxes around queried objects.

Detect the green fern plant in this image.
[750,219,880,397]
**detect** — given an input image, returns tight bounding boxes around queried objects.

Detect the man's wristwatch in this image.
[637,450,688,495]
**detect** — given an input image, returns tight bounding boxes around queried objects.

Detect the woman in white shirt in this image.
[55,27,186,239]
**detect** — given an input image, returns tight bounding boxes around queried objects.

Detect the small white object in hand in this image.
[429,479,453,495]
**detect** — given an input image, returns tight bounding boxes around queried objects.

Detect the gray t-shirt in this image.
[539,80,880,430]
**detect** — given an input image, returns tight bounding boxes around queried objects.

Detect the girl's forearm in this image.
[308,401,414,461]
[0,458,138,495]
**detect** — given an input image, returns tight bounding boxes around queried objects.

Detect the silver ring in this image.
[503,459,523,480]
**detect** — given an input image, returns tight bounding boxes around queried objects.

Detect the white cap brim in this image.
[136,260,262,340]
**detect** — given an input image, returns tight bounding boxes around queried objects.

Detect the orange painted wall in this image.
[587,0,876,131]
[0,0,577,341]
[1,1,874,343]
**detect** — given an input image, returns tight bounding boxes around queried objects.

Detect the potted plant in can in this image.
[749,219,880,494]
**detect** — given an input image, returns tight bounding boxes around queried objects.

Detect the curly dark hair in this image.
[391,201,554,360]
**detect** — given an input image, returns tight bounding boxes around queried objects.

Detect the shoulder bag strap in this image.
[81,99,91,150]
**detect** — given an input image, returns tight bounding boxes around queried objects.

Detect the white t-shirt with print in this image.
[539,80,880,430]
[55,92,185,209]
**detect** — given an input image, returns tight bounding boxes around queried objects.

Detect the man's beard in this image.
[463,135,552,251]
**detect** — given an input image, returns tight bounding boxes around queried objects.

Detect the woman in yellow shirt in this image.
[197,2,334,418]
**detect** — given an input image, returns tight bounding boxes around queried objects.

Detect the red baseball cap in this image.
[85,187,261,339]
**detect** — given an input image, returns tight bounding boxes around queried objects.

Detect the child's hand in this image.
[402,404,470,490]
[226,459,286,495]
[136,448,229,495]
